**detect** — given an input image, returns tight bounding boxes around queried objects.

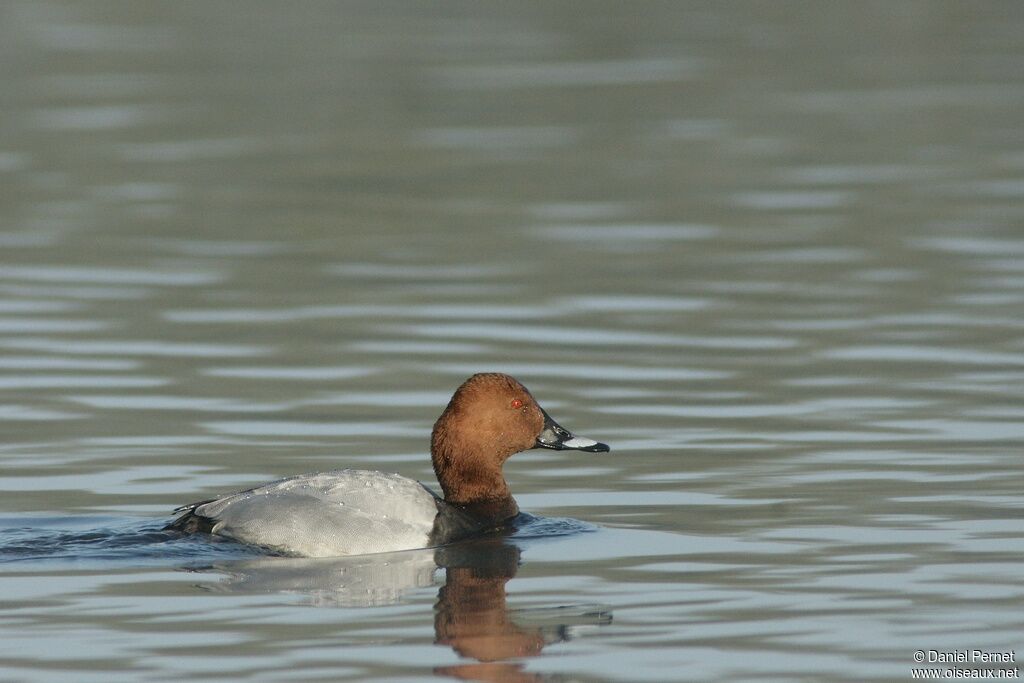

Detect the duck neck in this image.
[432,445,519,525]
[452,496,520,527]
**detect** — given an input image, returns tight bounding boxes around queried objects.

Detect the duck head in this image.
[431,373,609,507]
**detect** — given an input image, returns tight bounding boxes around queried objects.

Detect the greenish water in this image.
[1,2,1022,681]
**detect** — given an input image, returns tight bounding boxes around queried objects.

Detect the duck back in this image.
[171,470,446,557]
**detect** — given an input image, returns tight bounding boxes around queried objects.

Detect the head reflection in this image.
[433,538,610,682]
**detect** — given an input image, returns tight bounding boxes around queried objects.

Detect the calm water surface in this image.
[1,2,1023,681]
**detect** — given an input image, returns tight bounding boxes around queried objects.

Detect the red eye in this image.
[510,398,524,409]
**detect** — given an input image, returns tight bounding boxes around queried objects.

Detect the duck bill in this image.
[535,407,610,453]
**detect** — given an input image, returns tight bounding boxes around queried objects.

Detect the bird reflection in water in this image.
[434,539,610,682]
[200,535,611,681]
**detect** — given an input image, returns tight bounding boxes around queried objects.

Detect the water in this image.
[1,2,1023,681]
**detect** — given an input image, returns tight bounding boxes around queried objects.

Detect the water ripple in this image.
[0,317,108,333]
[202,420,422,437]
[0,375,168,389]
[0,265,222,286]
[202,366,375,381]
[66,395,293,413]
[433,57,704,89]
[824,345,1024,365]
[433,362,729,382]
[0,356,138,370]
[396,322,797,350]
[0,338,270,357]
[533,223,719,242]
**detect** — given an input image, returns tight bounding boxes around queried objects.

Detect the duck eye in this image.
[510,398,524,409]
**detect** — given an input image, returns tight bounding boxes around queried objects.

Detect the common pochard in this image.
[166,373,609,557]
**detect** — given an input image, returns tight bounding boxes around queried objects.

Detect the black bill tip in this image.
[535,408,610,453]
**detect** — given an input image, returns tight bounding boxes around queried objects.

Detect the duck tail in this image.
[164,500,216,534]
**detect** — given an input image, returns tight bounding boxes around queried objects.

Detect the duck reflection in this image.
[433,538,610,682]
[200,536,610,680]
[198,545,439,607]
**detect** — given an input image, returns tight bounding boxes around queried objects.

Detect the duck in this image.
[166,373,609,557]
